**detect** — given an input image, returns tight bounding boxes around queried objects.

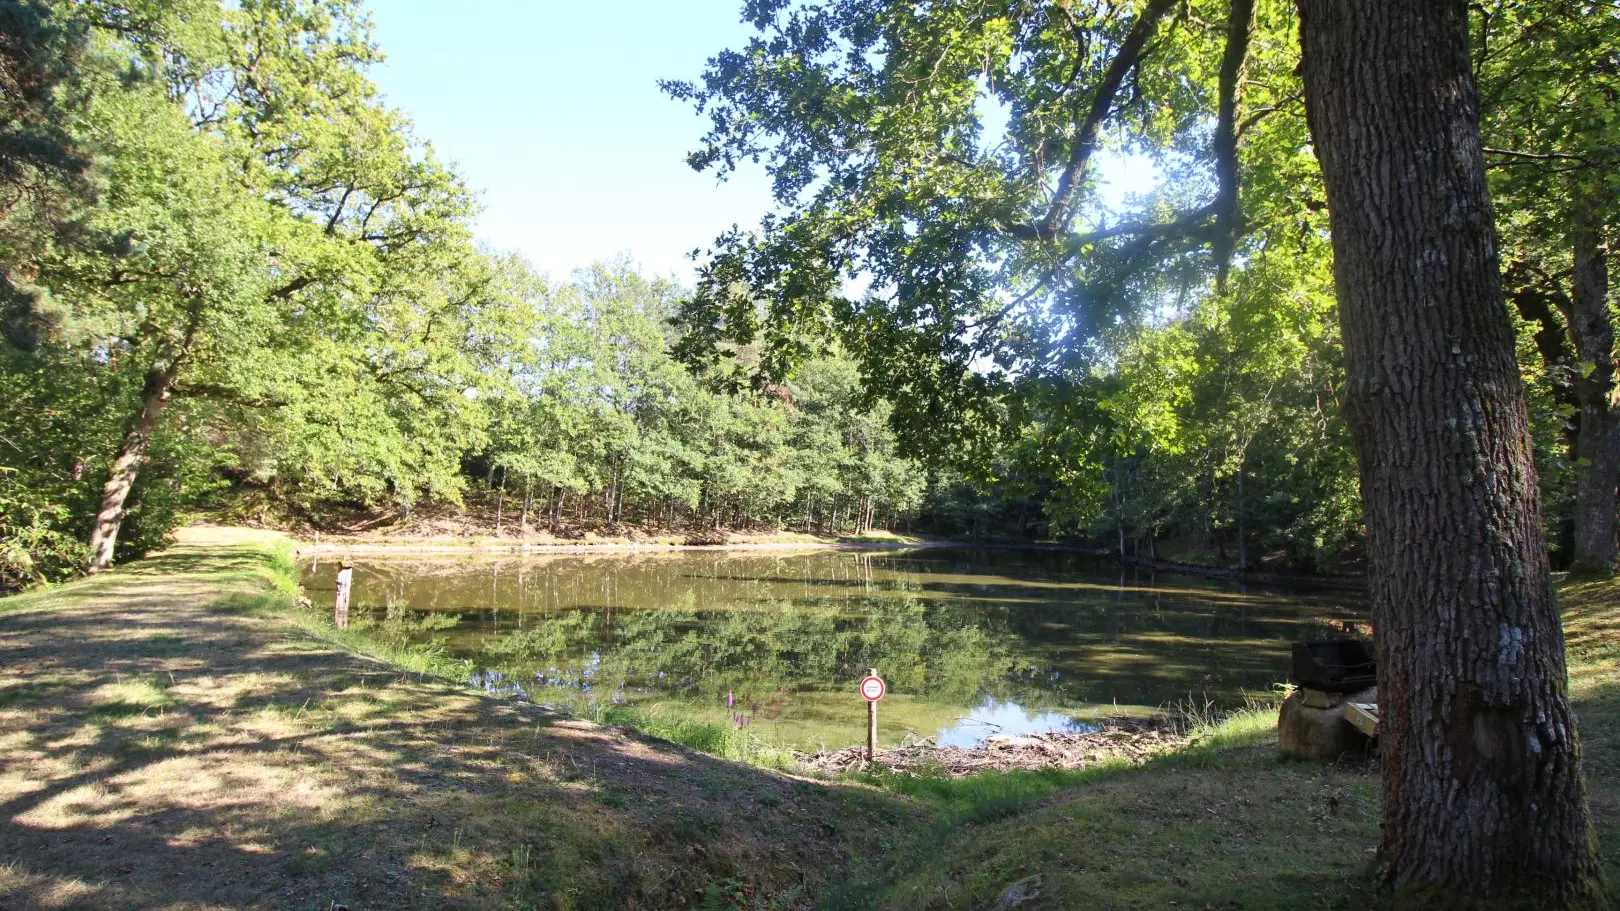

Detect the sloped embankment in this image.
[0,527,920,910]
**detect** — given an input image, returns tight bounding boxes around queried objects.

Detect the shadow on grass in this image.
[0,539,922,910]
[823,727,1386,911]
[813,583,1618,911]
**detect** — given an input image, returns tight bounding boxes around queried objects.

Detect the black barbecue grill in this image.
[1291,640,1376,693]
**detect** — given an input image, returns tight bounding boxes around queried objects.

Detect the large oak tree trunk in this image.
[1569,211,1618,574]
[86,362,178,573]
[1296,1,1604,907]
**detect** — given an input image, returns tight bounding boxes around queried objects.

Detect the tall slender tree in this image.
[0,0,521,571]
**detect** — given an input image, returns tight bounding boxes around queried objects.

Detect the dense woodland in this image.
[0,0,939,586]
[2,0,1618,905]
[0,0,1612,590]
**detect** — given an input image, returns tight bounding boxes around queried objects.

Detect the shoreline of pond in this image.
[294,536,963,557]
[293,533,1366,589]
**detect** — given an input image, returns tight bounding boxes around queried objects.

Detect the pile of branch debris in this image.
[796,718,1186,777]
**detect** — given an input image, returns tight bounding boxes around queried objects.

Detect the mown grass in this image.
[10,527,1618,910]
[1557,575,1620,896]
[0,528,928,910]
[834,529,930,545]
[820,582,1620,911]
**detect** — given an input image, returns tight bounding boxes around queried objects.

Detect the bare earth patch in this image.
[0,528,918,910]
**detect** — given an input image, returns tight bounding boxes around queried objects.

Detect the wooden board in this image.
[1344,701,1379,738]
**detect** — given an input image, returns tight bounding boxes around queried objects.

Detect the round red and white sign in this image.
[860,675,886,702]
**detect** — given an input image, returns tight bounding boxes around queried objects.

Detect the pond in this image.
[299,547,1363,751]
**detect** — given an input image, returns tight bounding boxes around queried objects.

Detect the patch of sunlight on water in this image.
[934,698,1097,748]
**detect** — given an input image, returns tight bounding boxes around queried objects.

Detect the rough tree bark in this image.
[86,361,178,573]
[1569,210,1618,573]
[1296,0,1605,907]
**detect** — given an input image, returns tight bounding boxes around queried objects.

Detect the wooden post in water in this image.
[334,560,353,629]
[866,667,878,763]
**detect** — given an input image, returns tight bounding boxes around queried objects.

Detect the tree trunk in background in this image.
[87,362,178,573]
[494,466,505,534]
[1569,210,1618,574]
[1235,468,1247,570]
[1112,468,1126,556]
[1297,1,1603,906]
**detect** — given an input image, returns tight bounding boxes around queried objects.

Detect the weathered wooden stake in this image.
[334,560,353,629]
[866,667,878,763]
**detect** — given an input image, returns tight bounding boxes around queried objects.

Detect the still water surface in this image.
[300,547,1362,749]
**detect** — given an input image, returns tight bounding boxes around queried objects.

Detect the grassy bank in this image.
[0,528,922,910]
[3,528,1617,909]
[823,581,1620,911]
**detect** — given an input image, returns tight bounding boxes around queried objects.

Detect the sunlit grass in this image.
[12,524,1620,910]
[836,529,930,544]
[584,703,797,768]
[2,527,927,909]
[90,678,175,715]
[1183,703,1282,752]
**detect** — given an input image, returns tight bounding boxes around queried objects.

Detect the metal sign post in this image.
[860,669,886,763]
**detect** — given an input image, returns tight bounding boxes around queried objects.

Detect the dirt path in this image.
[0,529,916,910]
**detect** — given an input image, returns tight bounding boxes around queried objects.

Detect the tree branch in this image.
[1028,0,1178,240]
[268,274,315,300]
[1056,201,1220,257]
[1211,0,1255,292]
[1483,147,1592,163]
[325,185,355,235]
[172,382,289,409]
[1234,93,1300,139]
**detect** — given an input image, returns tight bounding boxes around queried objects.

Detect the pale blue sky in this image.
[367,0,775,283]
[366,1,1158,287]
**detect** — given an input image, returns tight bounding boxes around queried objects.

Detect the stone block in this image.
[1278,688,1372,760]
[1300,687,1344,710]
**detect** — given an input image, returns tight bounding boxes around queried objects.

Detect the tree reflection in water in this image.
[302,548,1362,748]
